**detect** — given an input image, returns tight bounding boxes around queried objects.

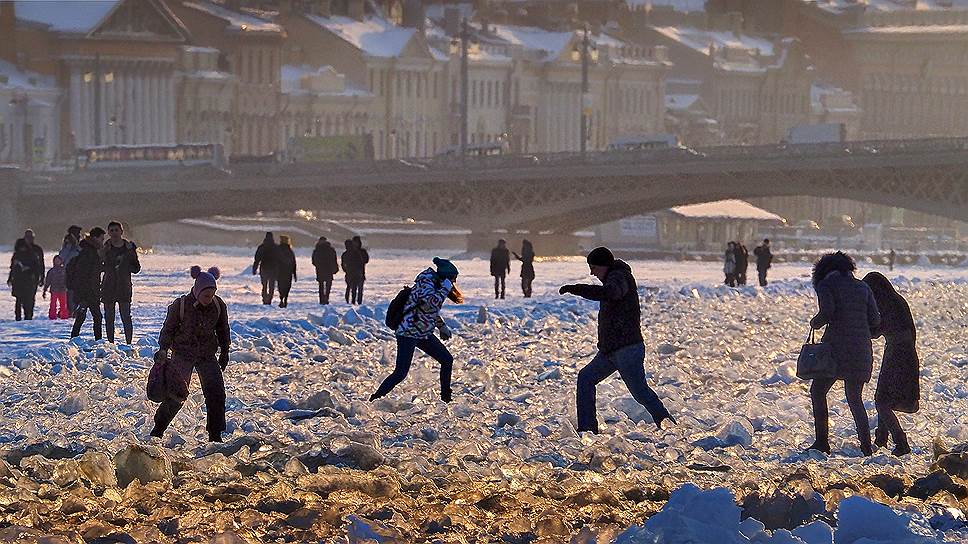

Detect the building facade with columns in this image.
[12,0,191,157]
[0,59,60,168]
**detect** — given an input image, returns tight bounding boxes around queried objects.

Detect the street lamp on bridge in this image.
[572,26,597,155]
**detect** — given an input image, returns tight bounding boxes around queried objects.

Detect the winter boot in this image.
[208,430,223,443]
[874,426,889,449]
[804,440,831,455]
[892,438,911,457]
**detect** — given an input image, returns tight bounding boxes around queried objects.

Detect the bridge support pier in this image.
[467,232,582,256]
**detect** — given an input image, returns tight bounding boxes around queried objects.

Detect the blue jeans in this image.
[576,343,667,433]
[372,335,453,401]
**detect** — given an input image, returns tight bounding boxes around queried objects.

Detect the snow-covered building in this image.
[595,199,785,252]
[11,0,192,155]
[0,59,60,168]
[279,63,375,147]
[174,46,236,152]
[163,0,286,158]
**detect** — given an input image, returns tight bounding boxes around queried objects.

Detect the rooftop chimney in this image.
[0,1,17,65]
[444,6,460,36]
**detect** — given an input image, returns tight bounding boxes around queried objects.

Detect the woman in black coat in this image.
[863,272,918,456]
[513,239,536,298]
[8,238,42,320]
[275,235,297,308]
[807,252,881,456]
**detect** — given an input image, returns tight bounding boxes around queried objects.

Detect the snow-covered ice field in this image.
[2,247,968,542]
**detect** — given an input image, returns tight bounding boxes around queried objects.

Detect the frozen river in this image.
[1,248,967,542]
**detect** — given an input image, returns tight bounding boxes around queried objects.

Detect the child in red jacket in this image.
[43,255,69,319]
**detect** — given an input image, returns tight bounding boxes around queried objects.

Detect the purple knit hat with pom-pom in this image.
[190,265,221,298]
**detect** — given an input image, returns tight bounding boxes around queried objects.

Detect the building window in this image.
[257,49,263,84]
[370,69,375,92]
[416,74,422,98]
[406,73,412,97]
[433,73,439,99]
[486,81,493,107]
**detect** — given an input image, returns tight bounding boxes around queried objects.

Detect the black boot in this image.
[208,430,223,443]
[804,440,831,455]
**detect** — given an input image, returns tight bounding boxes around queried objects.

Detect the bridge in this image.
[3,137,968,247]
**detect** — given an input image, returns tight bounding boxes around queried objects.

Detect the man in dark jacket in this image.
[311,237,339,305]
[559,247,674,434]
[353,235,369,304]
[70,227,106,340]
[252,232,279,305]
[490,239,511,299]
[753,239,773,287]
[341,239,364,305]
[101,221,141,344]
[23,229,45,288]
[735,243,749,285]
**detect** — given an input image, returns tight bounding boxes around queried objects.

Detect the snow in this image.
[653,25,777,71]
[0,59,56,91]
[666,93,700,111]
[14,0,119,33]
[486,24,575,61]
[625,0,707,11]
[2,248,968,540]
[669,199,785,221]
[280,64,372,97]
[306,15,418,58]
[182,1,282,33]
[807,0,968,14]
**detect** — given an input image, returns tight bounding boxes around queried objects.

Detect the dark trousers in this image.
[356,279,365,304]
[278,278,292,306]
[152,360,226,438]
[14,294,36,320]
[810,377,871,451]
[875,404,908,447]
[758,268,768,287]
[345,277,362,304]
[371,335,453,401]
[71,299,103,340]
[67,289,78,316]
[576,343,667,434]
[522,277,533,298]
[737,270,747,285]
[725,273,736,287]
[260,273,276,305]
[494,275,506,298]
[318,280,333,304]
[104,299,133,344]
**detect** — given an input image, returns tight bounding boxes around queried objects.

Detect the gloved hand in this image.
[439,324,453,341]
[559,284,575,295]
[153,350,168,366]
[218,350,229,371]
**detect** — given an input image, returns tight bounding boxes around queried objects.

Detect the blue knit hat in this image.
[433,257,459,280]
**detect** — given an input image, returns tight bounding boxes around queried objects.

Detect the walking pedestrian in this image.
[43,255,69,319]
[341,239,363,305]
[252,232,279,305]
[513,239,536,298]
[806,252,880,456]
[735,243,749,286]
[101,221,141,344]
[888,249,896,272]
[312,236,339,305]
[276,235,297,308]
[559,247,674,434]
[723,242,737,287]
[22,229,45,289]
[863,272,919,456]
[150,266,230,442]
[754,239,773,287]
[69,228,106,341]
[353,235,370,304]
[490,239,511,299]
[370,257,462,403]
[59,225,83,315]
[8,238,43,320]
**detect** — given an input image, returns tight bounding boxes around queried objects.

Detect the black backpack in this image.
[385,286,413,330]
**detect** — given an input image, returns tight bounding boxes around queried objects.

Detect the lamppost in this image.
[450,19,471,156]
[572,26,597,155]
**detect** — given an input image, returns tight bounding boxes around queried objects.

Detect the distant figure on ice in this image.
[353,236,370,304]
[312,236,339,305]
[559,247,674,434]
[276,235,297,308]
[807,252,880,456]
[735,243,749,286]
[101,221,141,344]
[59,225,83,315]
[8,238,43,320]
[888,249,897,272]
[370,257,463,403]
[70,228,106,340]
[43,255,69,320]
[754,239,773,287]
[252,232,279,305]
[22,229,45,287]
[150,266,230,442]
[490,239,511,299]
[723,242,737,287]
[341,239,364,305]
[863,272,919,457]
[513,239,536,298]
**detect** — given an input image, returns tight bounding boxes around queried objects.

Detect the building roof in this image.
[0,59,57,91]
[280,64,372,97]
[652,25,776,57]
[669,199,784,221]
[806,0,968,13]
[486,24,574,61]
[665,93,700,111]
[306,15,418,58]
[14,0,120,33]
[626,0,706,11]
[183,1,282,33]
